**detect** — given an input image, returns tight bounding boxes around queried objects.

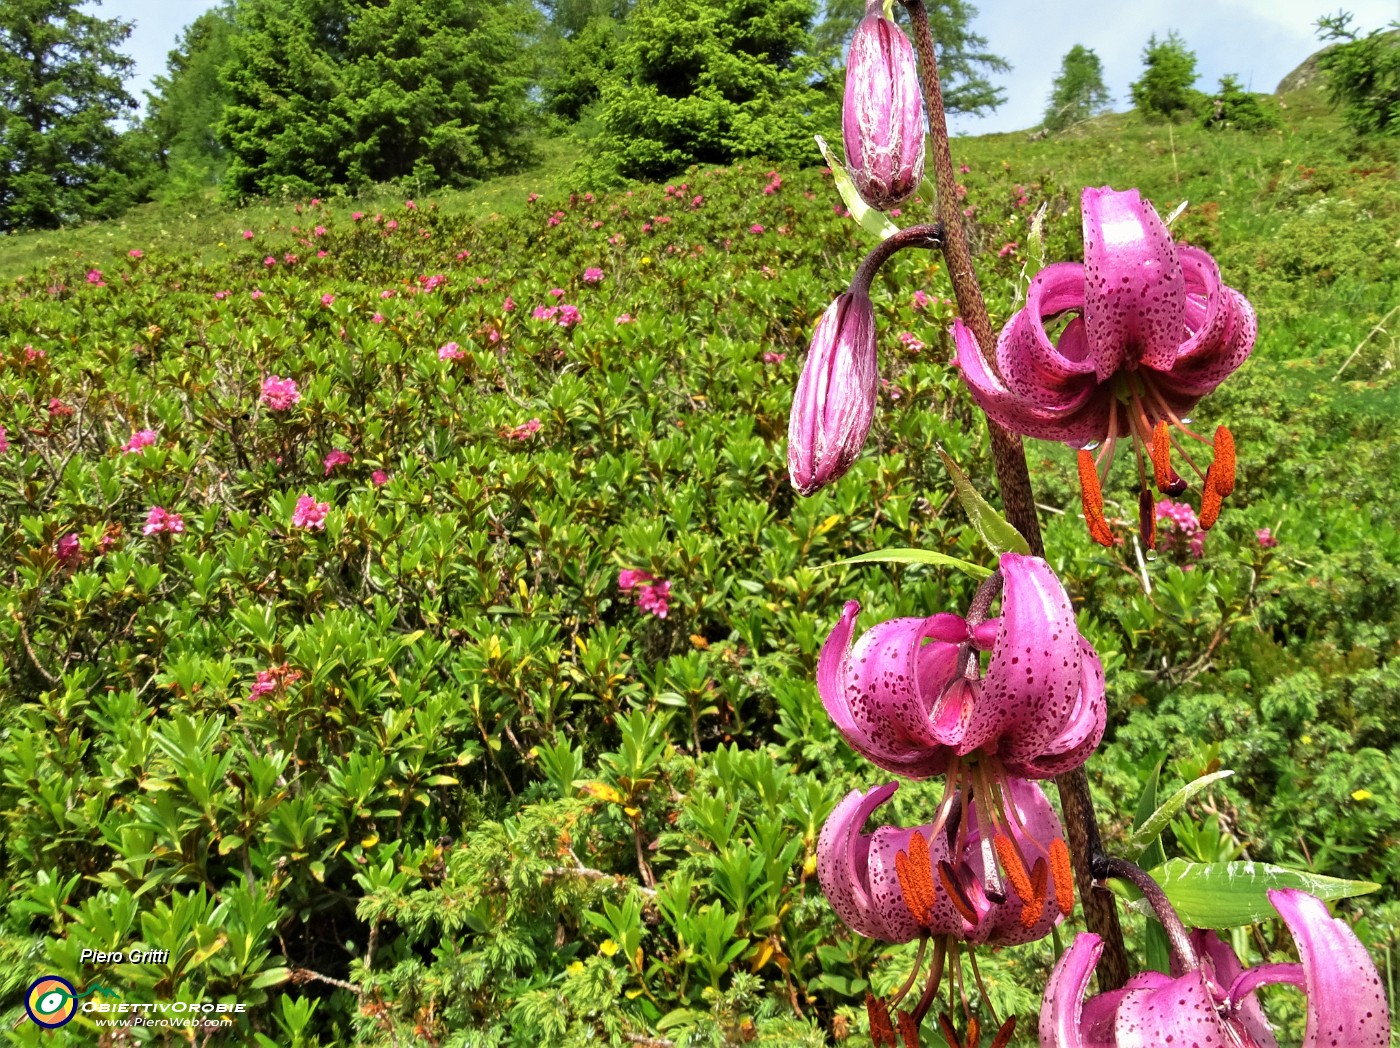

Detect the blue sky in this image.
[106,0,1400,134]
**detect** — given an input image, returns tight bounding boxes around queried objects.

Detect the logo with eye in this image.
[25,977,78,1029]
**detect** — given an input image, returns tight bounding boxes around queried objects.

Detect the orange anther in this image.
[991,1016,1018,1048]
[937,1013,960,1048]
[966,1018,980,1048]
[1199,466,1224,530]
[1020,858,1048,929]
[867,993,897,1048]
[895,832,937,925]
[898,1009,923,1048]
[1212,426,1236,496]
[1049,838,1075,916]
[1077,450,1115,547]
[1150,420,1173,491]
[993,834,1033,904]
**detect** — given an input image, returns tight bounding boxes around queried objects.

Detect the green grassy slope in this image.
[0,92,1397,1045]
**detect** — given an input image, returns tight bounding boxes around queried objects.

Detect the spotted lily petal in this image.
[1269,888,1390,1048]
[1081,187,1185,379]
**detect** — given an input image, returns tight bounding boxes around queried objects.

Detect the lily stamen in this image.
[1077,450,1115,546]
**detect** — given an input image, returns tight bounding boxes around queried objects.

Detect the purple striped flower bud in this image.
[843,5,926,211]
[788,291,878,496]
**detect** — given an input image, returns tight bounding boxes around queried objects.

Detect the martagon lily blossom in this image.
[954,187,1256,547]
[1041,888,1389,1048]
[818,553,1106,782]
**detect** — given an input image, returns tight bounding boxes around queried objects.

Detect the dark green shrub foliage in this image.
[1316,12,1400,136]
[0,0,145,230]
[1043,44,1111,131]
[1199,74,1281,132]
[581,0,835,182]
[1129,30,1203,120]
[218,0,539,198]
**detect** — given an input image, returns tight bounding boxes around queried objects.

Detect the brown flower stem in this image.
[899,0,1129,991]
[1097,857,1199,974]
[850,223,945,296]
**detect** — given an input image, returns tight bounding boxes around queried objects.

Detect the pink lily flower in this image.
[819,778,1073,949]
[818,553,1105,781]
[954,187,1256,547]
[1041,889,1389,1048]
[788,291,878,495]
[843,0,925,210]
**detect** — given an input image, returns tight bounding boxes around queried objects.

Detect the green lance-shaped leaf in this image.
[1113,858,1380,929]
[821,547,993,579]
[1130,769,1235,861]
[814,135,901,244]
[937,446,1032,556]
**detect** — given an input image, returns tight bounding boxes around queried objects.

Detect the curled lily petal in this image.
[1268,888,1390,1048]
[1040,933,1106,1048]
[1081,186,1185,379]
[955,319,1111,448]
[1012,639,1106,779]
[818,601,959,778]
[817,782,910,941]
[963,553,1087,763]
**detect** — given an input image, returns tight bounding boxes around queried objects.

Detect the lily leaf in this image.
[1130,770,1235,860]
[937,446,1031,556]
[1113,859,1380,928]
[823,547,992,578]
[814,135,900,243]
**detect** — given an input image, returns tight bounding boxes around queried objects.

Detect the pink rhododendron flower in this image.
[749,224,765,234]
[128,249,143,259]
[54,532,82,565]
[24,344,45,362]
[248,662,302,700]
[250,289,264,300]
[323,449,352,474]
[438,342,465,361]
[556,304,580,328]
[998,241,1018,257]
[292,495,329,530]
[0,425,8,453]
[615,313,635,325]
[371,312,385,324]
[121,429,158,454]
[264,256,277,268]
[898,331,924,352]
[320,293,335,306]
[912,290,931,310]
[314,225,327,236]
[527,192,539,203]
[504,418,542,441]
[370,470,389,486]
[404,199,416,210]
[243,230,255,239]
[955,187,1255,548]
[1257,527,1278,548]
[385,220,398,231]
[583,267,605,284]
[1156,499,1206,560]
[532,305,557,322]
[763,351,787,364]
[548,287,566,299]
[635,579,671,618]
[260,376,300,411]
[351,212,364,221]
[283,252,298,265]
[143,506,185,536]
[48,398,74,417]
[214,290,231,301]
[618,569,653,592]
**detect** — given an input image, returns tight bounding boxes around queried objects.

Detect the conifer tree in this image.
[1044,45,1110,131]
[0,0,141,229]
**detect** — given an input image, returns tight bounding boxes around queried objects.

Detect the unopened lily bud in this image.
[843,6,925,211]
[788,292,878,496]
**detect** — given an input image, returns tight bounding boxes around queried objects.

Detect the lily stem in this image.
[850,222,945,297]
[898,0,1130,990]
[1096,856,1200,973]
